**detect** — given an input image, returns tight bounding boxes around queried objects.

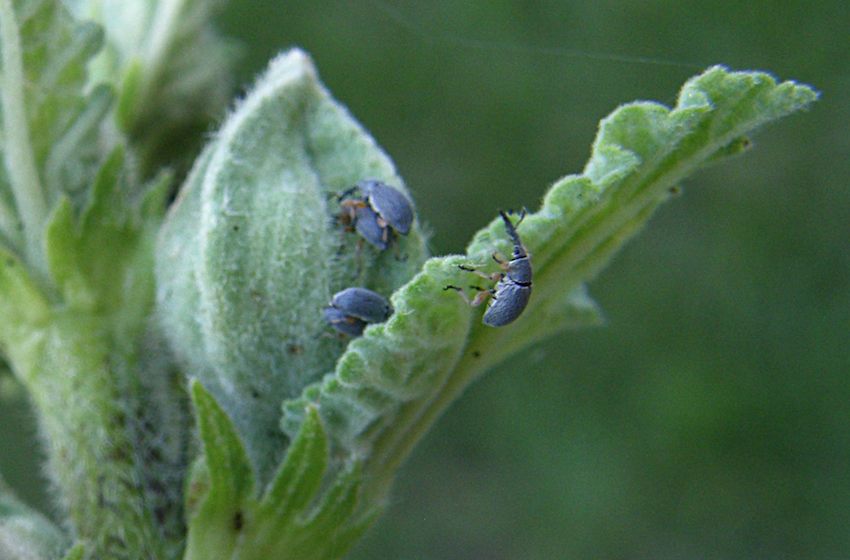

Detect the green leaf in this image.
[184,397,372,560]
[184,379,255,559]
[44,148,168,330]
[0,0,113,269]
[67,0,238,174]
[190,379,255,506]
[60,544,85,560]
[297,461,369,549]
[0,243,49,370]
[260,407,328,523]
[172,62,814,560]
[156,49,428,481]
[281,66,817,517]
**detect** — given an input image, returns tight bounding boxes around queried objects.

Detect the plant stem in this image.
[0,0,48,273]
[20,311,167,559]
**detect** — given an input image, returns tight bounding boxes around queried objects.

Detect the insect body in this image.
[323,287,393,336]
[445,210,532,327]
[353,205,389,251]
[339,179,414,250]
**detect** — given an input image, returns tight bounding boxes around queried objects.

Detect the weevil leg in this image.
[336,203,358,239]
[392,235,408,262]
[469,285,494,307]
[334,211,355,254]
[340,199,367,215]
[380,219,391,245]
[350,237,366,278]
[458,263,501,282]
[443,284,472,305]
[491,251,511,271]
[337,186,359,201]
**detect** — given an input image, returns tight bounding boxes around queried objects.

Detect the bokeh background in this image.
[2,1,848,558]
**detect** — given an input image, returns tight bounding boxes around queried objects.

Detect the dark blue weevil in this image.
[445,210,532,327]
[339,179,414,250]
[323,287,393,336]
[353,206,389,251]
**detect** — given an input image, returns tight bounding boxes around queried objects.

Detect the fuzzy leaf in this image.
[184,397,373,560]
[171,63,814,560]
[156,49,428,481]
[280,66,817,521]
[66,0,238,174]
[260,406,328,522]
[184,379,255,559]
[45,148,169,329]
[0,0,113,248]
[0,243,49,368]
[13,0,109,201]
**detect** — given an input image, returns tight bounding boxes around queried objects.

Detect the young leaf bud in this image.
[156,50,427,480]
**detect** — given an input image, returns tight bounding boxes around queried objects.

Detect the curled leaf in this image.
[282,66,817,514]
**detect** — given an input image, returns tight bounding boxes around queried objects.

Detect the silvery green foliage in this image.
[0,0,202,558]
[0,0,111,270]
[156,49,428,481]
[64,0,237,172]
[168,55,815,560]
[183,381,375,560]
[0,0,820,557]
[281,69,818,507]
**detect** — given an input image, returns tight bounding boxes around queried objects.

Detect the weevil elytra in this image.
[323,287,393,336]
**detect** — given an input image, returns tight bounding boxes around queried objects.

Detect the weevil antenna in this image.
[337,186,358,201]
[498,210,526,257]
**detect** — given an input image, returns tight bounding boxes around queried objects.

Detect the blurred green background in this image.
[2,1,848,558]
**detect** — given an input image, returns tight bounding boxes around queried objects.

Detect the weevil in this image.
[445,210,532,327]
[323,287,393,336]
[353,205,389,251]
[338,179,414,250]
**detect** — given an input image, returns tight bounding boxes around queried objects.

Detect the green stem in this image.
[0,0,48,272]
[20,310,167,559]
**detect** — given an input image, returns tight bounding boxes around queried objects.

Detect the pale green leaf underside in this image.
[282,66,817,513]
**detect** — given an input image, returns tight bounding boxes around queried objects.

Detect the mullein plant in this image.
[0,1,817,559]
